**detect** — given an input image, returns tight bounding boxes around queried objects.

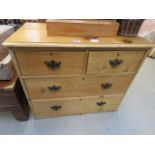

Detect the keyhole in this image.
[50,52,53,56]
[41,88,47,95]
[117,53,120,56]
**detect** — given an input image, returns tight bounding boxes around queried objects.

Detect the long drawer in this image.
[15,50,85,76]
[87,50,146,74]
[24,74,134,100]
[32,95,123,118]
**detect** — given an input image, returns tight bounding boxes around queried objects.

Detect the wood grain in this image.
[9,50,35,115]
[3,23,154,48]
[87,50,146,74]
[3,23,154,118]
[24,74,134,100]
[15,50,85,76]
[32,95,123,118]
[46,19,119,37]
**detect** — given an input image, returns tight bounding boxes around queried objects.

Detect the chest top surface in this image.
[3,23,155,48]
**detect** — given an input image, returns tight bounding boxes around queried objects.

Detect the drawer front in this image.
[32,95,123,118]
[25,74,133,100]
[87,51,146,74]
[15,50,85,76]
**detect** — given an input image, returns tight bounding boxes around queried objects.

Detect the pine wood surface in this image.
[3,23,155,48]
[3,23,154,118]
[24,74,134,100]
[15,50,85,76]
[46,20,119,37]
[87,50,146,74]
[32,95,123,118]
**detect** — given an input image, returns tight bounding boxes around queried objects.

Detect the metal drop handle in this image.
[45,60,61,70]
[96,101,107,106]
[109,59,123,68]
[50,105,62,111]
[48,85,61,91]
[101,83,112,89]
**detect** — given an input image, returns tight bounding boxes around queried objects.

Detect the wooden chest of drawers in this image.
[3,23,155,118]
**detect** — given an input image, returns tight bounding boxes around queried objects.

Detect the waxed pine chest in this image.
[3,23,154,118]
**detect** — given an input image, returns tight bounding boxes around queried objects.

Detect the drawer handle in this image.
[96,101,107,106]
[109,59,123,68]
[45,60,61,70]
[50,105,62,111]
[101,83,112,89]
[48,85,61,91]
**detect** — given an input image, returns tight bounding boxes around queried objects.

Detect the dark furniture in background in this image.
[0,24,29,121]
[0,19,46,25]
[0,75,29,121]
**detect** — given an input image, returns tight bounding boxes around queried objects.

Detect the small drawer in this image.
[87,51,146,74]
[15,50,85,76]
[32,95,123,118]
[24,74,133,100]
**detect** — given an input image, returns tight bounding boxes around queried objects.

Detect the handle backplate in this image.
[101,83,112,89]
[109,59,123,68]
[48,85,61,91]
[45,60,61,70]
[50,105,62,110]
[96,101,107,106]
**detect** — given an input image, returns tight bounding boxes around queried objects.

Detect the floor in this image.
[0,57,155,135]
